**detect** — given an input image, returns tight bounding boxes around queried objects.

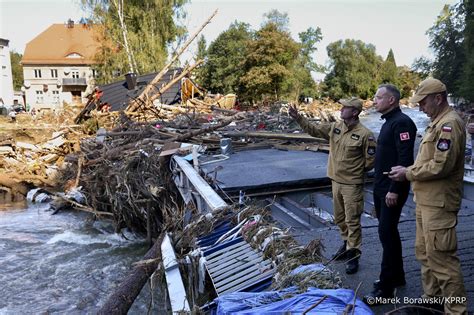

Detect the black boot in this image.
[373,277,406,289]
[345,248,360,274]
[332,241,348,261]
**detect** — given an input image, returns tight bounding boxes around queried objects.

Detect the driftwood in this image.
[97,234,164,315]
[222,131,328,143]
[169,112,247,142]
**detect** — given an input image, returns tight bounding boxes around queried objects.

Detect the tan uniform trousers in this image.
[332,181,364,250]
[415,205,467,314]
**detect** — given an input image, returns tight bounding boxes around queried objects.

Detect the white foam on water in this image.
[47,230,131,246]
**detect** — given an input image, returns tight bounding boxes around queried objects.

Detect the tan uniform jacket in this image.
[406,107,466,213]
[296,116,376,184]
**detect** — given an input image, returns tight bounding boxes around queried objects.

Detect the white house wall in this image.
[0,39,14,106]
[23,65,95,111]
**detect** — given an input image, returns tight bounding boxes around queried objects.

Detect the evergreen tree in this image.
[380,49,398,85]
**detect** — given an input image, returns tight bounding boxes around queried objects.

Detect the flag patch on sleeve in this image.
[442,126,452,132]
[400,132,410,141]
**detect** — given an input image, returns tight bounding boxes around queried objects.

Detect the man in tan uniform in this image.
[390,78,467,314]
[289,98,376,274]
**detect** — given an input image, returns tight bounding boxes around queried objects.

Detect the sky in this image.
[0,0,458,79]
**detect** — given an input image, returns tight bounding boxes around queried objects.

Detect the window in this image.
[52,90,60,104]
[72,71,79,79]
[92,69,98,78]
[51,69,58,78]
[34,69,42,78]
[36,91,44,103]
[66,52,83,59]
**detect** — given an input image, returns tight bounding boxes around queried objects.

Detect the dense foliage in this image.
[82,0,188,84]
[198,22,252,96]
[197,11,322,103]
[414,0,474,103]
[10,51,23,91]
[322,39,383,100]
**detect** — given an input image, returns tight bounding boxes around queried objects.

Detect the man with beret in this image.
[289,98,376,274]
[389,78,467,314]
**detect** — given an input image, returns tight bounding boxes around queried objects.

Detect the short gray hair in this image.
[378,84,400,102]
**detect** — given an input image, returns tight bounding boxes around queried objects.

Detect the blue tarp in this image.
[213,287,373,315]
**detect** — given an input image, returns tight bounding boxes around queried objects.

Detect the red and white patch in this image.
[400,132,410,141]
[442,126,452,132]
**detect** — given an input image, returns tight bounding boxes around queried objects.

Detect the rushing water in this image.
[0,107,431,314]
[360,106,430,135]
[0,202,149,314]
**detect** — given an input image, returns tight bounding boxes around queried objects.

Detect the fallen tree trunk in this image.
[97,234,164,315]
[222,131,328,143]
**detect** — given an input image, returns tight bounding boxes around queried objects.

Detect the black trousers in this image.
[373,190,408,290]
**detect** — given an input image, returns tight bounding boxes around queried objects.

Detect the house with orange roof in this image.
[21,19,101,111]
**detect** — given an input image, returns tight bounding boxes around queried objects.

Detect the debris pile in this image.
[0,128,83,203]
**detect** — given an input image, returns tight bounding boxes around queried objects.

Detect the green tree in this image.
[323,39,383,100]
[262,9,290,32]
[287,27,323,101]
[10,51,23,90]
[397,66,421,99]
[459,0,474,102]
[426,3,465,95]
[82,0,188,84]
[411,56,433,78]
[194,35,207,85]
[198,21,252,95]
[240,22,299,102]
[380,49,398,85]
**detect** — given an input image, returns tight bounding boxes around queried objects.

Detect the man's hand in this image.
[389,166,408,182]
[385,192,398,207]
[288,104,299,119]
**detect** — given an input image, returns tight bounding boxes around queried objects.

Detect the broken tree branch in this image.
[127,9,218,112]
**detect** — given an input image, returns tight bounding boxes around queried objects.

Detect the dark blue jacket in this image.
[374,107,417,195]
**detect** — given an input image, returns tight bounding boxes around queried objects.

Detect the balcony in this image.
[62,78,87,86]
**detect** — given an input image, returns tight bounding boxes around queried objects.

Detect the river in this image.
[0,107,430,314]
[0,202,156,314]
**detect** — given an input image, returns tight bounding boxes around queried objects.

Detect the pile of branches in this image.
[70,111,248,235]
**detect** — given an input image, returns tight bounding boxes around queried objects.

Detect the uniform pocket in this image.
[431,227,457,252]
[345,145,361,159]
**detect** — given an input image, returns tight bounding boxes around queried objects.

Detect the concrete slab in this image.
[199,148,330,194]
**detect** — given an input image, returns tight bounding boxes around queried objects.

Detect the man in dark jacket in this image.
[364,84,417,301]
